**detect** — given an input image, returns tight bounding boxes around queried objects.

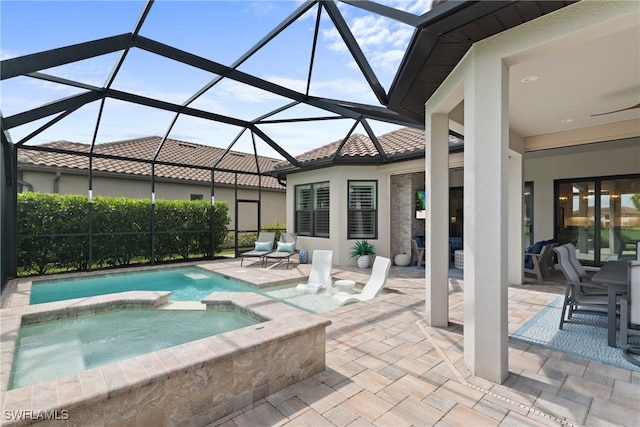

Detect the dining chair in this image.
[561,243,606,296]
[621,260,640,366]
[554,246,609,330]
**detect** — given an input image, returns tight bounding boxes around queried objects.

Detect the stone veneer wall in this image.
[390,174,412,260]
[1,292,330,426]
[390,173,425,264]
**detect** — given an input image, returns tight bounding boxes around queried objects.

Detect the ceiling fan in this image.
[591,102,640,116]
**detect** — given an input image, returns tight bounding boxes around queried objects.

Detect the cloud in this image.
[265,74,378,105]
[320,11,415,79]
[215,79,285,104]
[0,48,24,60]
[378,0,433,15]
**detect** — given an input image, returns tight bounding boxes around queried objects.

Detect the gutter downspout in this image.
[53,171,61,193]
[17,179,34,192]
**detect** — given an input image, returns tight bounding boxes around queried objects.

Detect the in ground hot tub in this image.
[1,291,331,426]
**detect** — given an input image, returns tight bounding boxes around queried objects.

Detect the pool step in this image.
[157,301,206,310]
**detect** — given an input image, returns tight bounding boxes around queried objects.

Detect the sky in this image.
[1,0,432,159]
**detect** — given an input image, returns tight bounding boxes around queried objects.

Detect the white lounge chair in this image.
[333,256,391,306]
[296,250,333,294]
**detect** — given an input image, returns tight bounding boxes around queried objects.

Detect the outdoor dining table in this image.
[592,260,629,347]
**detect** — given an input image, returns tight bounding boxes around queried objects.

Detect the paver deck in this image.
[203,257,640,427]
[3,257,639,426]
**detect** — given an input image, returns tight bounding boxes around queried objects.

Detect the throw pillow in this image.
[530,241,544,254]
[277,241,296,254]
[255,241,272,251]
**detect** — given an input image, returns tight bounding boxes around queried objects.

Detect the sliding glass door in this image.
[556,175,640,265]
[557,180,596,264]
[600,177,640,262]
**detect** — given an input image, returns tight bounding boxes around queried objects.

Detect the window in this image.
[449,187,463,238]
[348,180,377,239]
[295,182,329,237]
[555,174,640,265]
[524,182,533,247]
[190,194,203,201]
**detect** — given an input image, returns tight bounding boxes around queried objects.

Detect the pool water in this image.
[9,309,259,389]
[30,267,256,304]
[29,266,343,313]
[263,286,342,314]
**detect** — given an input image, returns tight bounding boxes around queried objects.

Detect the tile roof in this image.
[17,137,284,190]
[276,126,426,171]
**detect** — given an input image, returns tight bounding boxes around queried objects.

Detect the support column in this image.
[508,150,524,285]
[1,129,18,286]
[463,50,509,382]
[425,113,450,327]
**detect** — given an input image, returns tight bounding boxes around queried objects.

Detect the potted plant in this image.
[349,240,376,268]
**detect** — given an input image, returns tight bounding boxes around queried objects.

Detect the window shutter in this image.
[348,181,377,239]
[295,182,329,238]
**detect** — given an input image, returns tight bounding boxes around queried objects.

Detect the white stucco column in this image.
[425,113,450,327]
[508,149,524,285]
[463,48,509,382]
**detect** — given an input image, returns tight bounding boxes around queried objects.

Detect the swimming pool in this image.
[29,266,343,313]
[29,267,252,304]
[9,308,260,389]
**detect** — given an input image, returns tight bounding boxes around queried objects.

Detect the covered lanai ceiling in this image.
[2,0,638,177]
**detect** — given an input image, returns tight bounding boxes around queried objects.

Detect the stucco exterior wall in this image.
[19,171,286,230]
[285,165,390,267]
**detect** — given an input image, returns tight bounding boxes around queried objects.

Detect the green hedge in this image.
[224,222,287,250]
[16,193,230,275]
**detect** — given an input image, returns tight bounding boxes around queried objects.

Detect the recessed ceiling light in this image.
[521,75,539,83]
[560,119,573,124]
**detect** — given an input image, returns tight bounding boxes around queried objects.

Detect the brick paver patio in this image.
[204,258,640,427]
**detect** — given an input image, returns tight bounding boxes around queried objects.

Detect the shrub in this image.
[16,193,230,275]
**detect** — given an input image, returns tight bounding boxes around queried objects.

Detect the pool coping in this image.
[1,290,331,426]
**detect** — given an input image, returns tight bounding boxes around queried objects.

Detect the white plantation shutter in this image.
[348,181,377,239]
[314,183,330,237]
[296,185,312,235]
[295,182,329,237]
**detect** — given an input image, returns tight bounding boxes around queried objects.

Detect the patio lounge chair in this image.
[524,239,556,281]
[296,250,333,294]
[263,233,297,268]
[240,232,276,266]
[621,260,640,366]
[333,256,391,306]
[554,245,608,330]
